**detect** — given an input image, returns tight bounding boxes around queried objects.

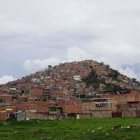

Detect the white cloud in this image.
[0,0,140,80]
[0,75,15,85]
[23,47,90,73]
[66,47,90,62]
[23,43,140,80]
[23,57,63,73]
[120,67,137,79]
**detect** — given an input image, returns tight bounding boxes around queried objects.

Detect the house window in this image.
[96,103,107,108]
[49,107,56,112]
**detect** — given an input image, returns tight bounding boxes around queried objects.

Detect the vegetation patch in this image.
[0,118,140,140]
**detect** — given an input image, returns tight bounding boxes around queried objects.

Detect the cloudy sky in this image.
[0,0,140,84]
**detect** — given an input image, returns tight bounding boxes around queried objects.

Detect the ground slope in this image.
[1,60,140,96]
[0,118,140,140]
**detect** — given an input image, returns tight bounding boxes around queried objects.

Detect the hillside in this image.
[1,60,140,97]
[0,60,140,120]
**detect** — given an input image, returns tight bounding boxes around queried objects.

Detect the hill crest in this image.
[2,60,140,96]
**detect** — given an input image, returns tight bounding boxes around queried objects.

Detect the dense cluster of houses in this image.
[0,89,140,121]
[0,60,140,121]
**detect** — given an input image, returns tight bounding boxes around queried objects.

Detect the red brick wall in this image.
[36,102,49,113]
[1,95,13,102]
[30,87,43,97]
[0,112,7,120]
[64,105,81,113]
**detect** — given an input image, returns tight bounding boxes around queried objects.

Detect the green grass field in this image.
[0,118,140,140]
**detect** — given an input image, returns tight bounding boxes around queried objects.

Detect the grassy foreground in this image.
[0,118,140,140]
